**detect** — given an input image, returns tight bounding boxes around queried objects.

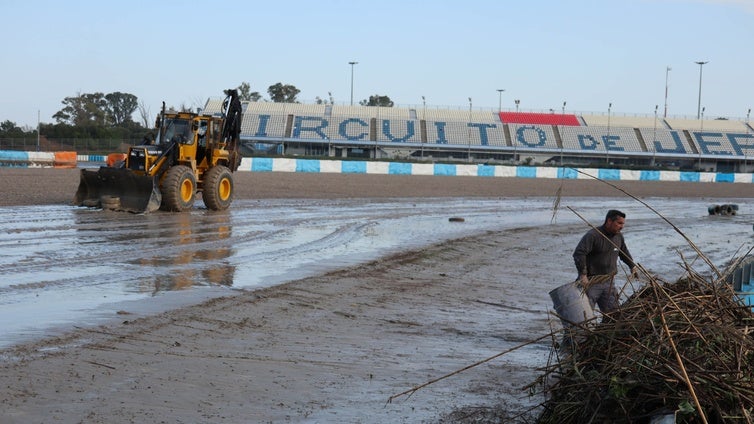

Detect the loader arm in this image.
[145,139,179,177]
[221,89,243,171]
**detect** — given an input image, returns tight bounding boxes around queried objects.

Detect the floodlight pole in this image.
[695,61,708,119]
[653,104,658,166]
[467,97,472,162]
[421,96,426,159]
[348,61,358,106]
[746,108,751,171]
[606,102,612,164]
[664,66,671,118]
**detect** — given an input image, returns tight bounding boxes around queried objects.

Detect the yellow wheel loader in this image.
[74,89,243,213]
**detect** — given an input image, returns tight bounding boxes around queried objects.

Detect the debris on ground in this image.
[707,204,738,216]
[532,268,754,423]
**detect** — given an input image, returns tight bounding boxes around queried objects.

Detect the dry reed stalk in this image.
[389,171,754,423]
[535,271,754,423]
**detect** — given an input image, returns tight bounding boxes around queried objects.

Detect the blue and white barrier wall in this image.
[0,150,77,168]
[238,157,754,184]
[5,152,754,184]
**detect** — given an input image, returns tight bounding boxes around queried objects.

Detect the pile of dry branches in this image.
[536,269,754,423]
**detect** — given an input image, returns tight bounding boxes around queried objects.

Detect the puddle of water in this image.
[0,197,751,348]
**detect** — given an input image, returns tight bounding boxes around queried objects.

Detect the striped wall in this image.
[3,151,753,184]
[238,157,754,184]
[0,151,77,168]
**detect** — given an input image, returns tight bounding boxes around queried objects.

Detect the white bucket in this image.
[549,281,595,329]
[650,414,676,424]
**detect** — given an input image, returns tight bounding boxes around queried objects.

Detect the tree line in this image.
[1,82,394,141]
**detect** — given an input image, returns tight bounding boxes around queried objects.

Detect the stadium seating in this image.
[665,117,748,132]
[242,113,287,139]
[197,98,754,168]
[559,126,643,152]
[423,108,474,122]
[582,114,659,129]
[690,130,754,156]
[508,124,560,150]
[500,112,580,126]
[637,128,694,154]
[375,119,421,144]
[423,120,506,147]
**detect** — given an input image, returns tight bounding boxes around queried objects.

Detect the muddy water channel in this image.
[1,197,751,348]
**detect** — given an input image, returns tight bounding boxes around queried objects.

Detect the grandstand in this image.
[202,99,754,172]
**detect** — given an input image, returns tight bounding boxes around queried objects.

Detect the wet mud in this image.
[1,168,753,422]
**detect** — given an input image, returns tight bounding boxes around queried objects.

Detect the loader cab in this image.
[157,114,200,166]
[162,118,193,145]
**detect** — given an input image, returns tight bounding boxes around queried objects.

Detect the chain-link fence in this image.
[0,138,137,155]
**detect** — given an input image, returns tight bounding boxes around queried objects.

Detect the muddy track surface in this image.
[2,196,575,348]
[1,167,753,422]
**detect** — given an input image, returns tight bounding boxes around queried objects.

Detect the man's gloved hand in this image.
[630,267,639,279]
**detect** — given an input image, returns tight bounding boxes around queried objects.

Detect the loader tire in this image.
[160,165,196,212]
[203,166,233,211]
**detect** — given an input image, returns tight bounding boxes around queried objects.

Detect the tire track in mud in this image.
[0,197,538,348]
[1,197,748,349]
[0,213,374,297]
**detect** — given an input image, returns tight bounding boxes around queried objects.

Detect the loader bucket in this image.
[73,167,162,213]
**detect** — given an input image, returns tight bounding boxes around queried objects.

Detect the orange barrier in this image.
[106,153,127,167]
[53,151,77,168]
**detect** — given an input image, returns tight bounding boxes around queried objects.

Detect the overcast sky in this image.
[2,0,753,128]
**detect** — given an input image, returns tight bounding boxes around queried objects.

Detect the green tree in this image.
[53,91,140,126]
[0,120,24,135]
[267,83,300,103]
[1,120,17,132]
[237,82,262,102]
[360,95,394,107]
[104,92,138,125]
[53,92,108,126]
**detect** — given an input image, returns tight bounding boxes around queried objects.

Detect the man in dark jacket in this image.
[573,209,637,314]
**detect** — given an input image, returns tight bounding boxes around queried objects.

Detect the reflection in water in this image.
[132,211,236,293]
[2,197,751,349]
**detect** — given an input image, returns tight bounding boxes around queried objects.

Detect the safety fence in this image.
[2,150,753,184]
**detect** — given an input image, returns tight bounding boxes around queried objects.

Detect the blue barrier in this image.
[0,151,29,162]
[342,161,367,174]
[640,170,660,181]
[234,158,750,184]
[434,163,457,176]
[296,159,320,173]
[6,153,751,185]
